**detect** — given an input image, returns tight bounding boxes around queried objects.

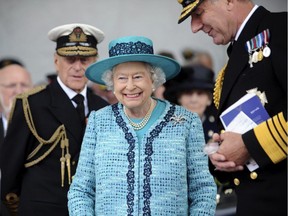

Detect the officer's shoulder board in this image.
[16,84,47,99]
[9,85,47,123]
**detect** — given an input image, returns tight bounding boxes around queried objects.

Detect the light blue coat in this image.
[68,100,216,215]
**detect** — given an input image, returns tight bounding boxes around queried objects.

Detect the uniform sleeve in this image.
[243,14,287,167]
[0,98,32,213]
[243,112,287,166]
[67,111,97,216]
[187,114,217,215]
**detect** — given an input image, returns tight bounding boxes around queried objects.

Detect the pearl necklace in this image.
[124,99,155,130]
[213,64,227,109]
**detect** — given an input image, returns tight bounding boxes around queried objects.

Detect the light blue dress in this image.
[68,99,216,215]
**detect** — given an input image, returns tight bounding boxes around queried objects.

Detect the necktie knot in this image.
[72,94,85,126]
[72,94,84,105]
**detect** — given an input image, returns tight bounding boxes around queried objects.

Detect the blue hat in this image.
[86,36,181,85]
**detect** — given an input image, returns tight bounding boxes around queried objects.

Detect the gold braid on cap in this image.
[57,46,98,56]
[213,64,227,109]
[179,0,200,20]
[11,86,72,187]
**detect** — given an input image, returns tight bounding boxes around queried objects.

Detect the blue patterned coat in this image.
[68,100,216,215]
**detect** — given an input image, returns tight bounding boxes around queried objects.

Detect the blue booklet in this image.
[220,93,270,133]
[220,93,270,171]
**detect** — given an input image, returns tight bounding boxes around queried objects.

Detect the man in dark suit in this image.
[0,23,108,216]
[0,59,33,216]
[177,1,287,215]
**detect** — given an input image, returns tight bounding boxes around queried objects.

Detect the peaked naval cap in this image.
[177,0,204,24]
[48,23,104,57]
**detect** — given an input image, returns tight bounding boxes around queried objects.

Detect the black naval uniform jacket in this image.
[211,6,287,216]
[0,118,3,148]
[0,117,3,216]
[0,80,108,216]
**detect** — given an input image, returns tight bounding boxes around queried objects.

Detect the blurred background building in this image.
[0,0,286,85]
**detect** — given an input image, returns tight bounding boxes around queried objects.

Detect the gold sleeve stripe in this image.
[254,112,287,164]
[277,112,288,136]
[267,117,286,152]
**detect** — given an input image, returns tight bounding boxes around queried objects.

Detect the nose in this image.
[189,92,199,102]
[126,78,135,91]
[191,15,203,33]
[74,60,83,71]
[15,84,26,94]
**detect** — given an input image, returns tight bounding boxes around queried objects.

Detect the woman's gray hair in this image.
[101,62,166,91]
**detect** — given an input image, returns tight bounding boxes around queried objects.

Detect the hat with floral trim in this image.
[86,36,181,85]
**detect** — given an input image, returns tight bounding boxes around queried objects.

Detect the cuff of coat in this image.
[243,112,287,166]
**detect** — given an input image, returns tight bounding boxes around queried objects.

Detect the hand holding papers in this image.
[219,92,270,171]
[220,93,270,133]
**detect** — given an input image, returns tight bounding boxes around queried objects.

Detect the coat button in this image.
[234,178,240,186]
[72,161,76,165]
[250,172,258,180]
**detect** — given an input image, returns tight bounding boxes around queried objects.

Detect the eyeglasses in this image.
[0,83,31,89]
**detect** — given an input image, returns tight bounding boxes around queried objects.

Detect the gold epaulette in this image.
[9,85,47,123]
[16,84,47,99]
[9,84,72,187]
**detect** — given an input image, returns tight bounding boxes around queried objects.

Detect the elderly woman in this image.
[68,36,216,215]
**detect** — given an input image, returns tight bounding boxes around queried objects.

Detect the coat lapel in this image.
[0,117,4,146]
[219,6,269,112]
[47,81,83,143]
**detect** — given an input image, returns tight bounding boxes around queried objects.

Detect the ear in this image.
[54,53,59,72]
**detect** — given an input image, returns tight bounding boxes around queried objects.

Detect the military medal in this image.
[245,29,271,67]
[263,29,271,57]
[258,49,264,61]
[248,53,253,68]
[263,45,271,57]
[252,51,259,63]
[246,40,254,67]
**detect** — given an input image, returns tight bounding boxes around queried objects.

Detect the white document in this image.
[220,93,270,171]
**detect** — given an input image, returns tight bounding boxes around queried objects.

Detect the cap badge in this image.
[69,27,87,42]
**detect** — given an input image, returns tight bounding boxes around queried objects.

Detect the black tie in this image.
[72,94,85,124]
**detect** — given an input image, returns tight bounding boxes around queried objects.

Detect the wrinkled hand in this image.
[209,132,249,172]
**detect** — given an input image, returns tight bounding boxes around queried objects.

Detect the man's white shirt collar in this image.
[57,76,88,115]
[235,5,259,41]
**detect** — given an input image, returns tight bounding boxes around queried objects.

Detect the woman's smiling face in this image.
[112,62,154,113]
